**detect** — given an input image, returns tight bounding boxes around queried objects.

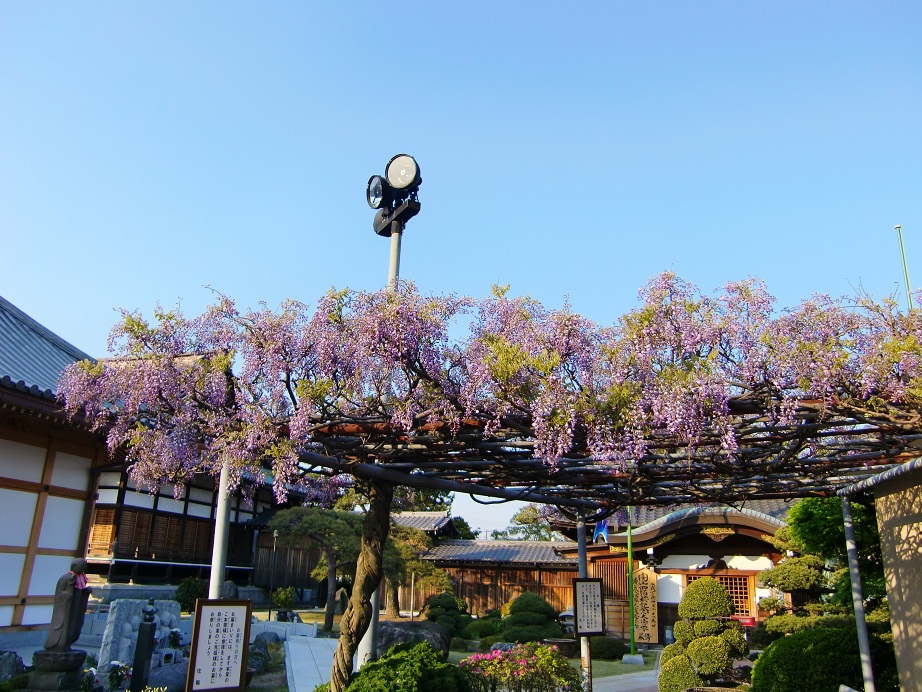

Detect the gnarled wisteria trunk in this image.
[329,480,393,692]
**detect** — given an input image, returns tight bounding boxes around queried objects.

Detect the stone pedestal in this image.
[26,650,87,691]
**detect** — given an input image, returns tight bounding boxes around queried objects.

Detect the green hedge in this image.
[750,628,898,692]
[589,637,628,660]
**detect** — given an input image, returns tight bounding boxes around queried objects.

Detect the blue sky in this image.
[2,2,921,534]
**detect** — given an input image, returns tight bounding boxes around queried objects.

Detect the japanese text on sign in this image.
[186,600,252,692]
[633,568,658,643]
[573,578,604,636]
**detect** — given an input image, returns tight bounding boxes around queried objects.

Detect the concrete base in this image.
[621,653,645,665]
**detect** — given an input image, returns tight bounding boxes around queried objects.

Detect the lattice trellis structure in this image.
[299,397,922,515]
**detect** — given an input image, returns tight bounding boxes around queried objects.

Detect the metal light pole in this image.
[895,225,914,311]
[268,529,278,621]
[356,155,423,670]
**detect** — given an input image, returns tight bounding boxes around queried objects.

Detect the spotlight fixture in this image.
[385,154,421,191]
[366,154,422,236]
[366,175,392,210]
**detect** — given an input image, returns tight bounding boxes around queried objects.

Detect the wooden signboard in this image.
[573,578,605,636]
[186,599,252,692]
[633,568,658,643]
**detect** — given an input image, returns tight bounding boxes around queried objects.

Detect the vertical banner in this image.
[573,578,605,636]
[186,599,252,692]
[633,568,658,643]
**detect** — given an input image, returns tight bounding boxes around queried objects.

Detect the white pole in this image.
[209,461,232,599]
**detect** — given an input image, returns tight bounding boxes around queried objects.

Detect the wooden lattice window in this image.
[686,574,752,617]
[88,508,115,556]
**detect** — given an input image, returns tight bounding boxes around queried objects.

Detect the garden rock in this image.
[220,581,239,599]
[247,648,271,674]
[0,651,25,682]
[376,621,451,658]
[254,631,282,649]
[147,661,188,692]
[490,642,516,652]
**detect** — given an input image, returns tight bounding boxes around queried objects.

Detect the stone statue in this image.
[44,558,92,652]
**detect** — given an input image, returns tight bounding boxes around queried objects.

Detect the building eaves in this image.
[0,295,93,397]
[423,539,577,566]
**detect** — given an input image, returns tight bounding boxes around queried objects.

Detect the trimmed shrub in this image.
[719,626,748,658]
[677,577,735,619]
[750,628,898,692]
[693,619,722,638]
[508,593,557,619]
[658,655,703,692]
[672,620,694,647]
[686,636,732,678]
[174,577,208,613]
[499,593,562,643]
[659,642,684,666]
[426,592,474,638]
[478,635,503,652]
[589,637,628,660]
[346,642,470,692]
[463,619,500,640]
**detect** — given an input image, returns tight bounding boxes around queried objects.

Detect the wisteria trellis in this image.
[60,273,922,511]
[58,273,922,692]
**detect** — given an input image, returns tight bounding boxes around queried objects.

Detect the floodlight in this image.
[385,154,421,190]
[366,175,393,209]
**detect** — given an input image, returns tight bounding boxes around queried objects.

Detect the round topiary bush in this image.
[508,592,557,619]
[719,626,748,658]
[672,620,694,647]
[425,592,473,638]
[659,642,684,665]
[750,628,898,692]
[686,635,732,678]
[693,619,722,638]
[677,577,735,619]
[499,593,562,643]
[658,654,703,692]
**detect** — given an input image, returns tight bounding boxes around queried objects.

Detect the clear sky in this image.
[2,2,921,535]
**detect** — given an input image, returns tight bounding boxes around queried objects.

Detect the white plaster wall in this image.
[21,604,53,626]
[0,554,25,596]
[0,606,14,627]
[38,496,85,549]
[726,555,773,570]
[97,488,119,504]
[49,452,92,490]
[657,573,683,603]
[29,555,75,595]
[660,554,712,570]
[0,489,37,546]
[0,439,44,483]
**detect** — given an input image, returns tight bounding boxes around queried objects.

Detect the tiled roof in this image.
[0,296,93,398]
[392,511,453,533]
[423,540,576,565]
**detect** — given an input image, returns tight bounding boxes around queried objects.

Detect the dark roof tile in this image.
[0,296,92,396]
[423,540,576,565]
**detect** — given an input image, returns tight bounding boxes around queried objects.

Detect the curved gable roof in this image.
[0,296,92,397]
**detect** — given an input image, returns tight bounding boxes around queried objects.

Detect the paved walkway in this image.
[285,635,337,692]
